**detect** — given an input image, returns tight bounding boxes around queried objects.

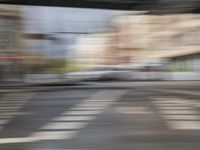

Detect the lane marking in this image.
[153,101,187,104]
[0,100,30,103]
[0,116,12,119]
[158,106,191,110]
[154,103,187,106]
[63,110,102,116]
[41,122,87,130]
[167,121,200,130]
[161,110,198,115]
[0,137,37,144]
[54,116,95,121]
[76,103,110,107]
[0,112,31,116]
[0,119,9,125]
[0,110,19,112]
[0,103,24,106]
[69,106,105,111]
[0,106,21,109]
[31,148,83,150]
[115,106,152,114]
[154,89,200,96]
[31,131,76,140]
[163,115,199,120]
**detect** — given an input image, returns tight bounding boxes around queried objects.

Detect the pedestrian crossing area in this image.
[0,90,126,144]
[152,96,200,130]
[0,88,199,146]
[30,90,126,141]
[0,92,35,130]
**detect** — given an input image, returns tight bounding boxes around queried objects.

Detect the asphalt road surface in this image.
[0,81,200,150]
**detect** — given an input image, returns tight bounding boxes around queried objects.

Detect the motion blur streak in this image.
[0,2,200,150]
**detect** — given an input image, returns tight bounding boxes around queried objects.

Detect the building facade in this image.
[109,13,200,72]
[0,5,24,82]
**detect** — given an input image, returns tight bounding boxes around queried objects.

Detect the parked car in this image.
[63,70,112,81]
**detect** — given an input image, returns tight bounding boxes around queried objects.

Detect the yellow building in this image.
[110,13,200,71]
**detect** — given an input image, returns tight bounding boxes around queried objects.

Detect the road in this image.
[0,81,200,150]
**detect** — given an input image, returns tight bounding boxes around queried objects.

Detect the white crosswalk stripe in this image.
[69,106,105,111]
[0,119,9,125]
[167,121,200,130]
[62,110,102,115]
[53,116,96,121]
[163,115,199,120]
[115,106,152,114]
[161,110,198,115]
[31,148,84,150]
[155,89,200,96]
[159,106,192,110]
[31,131,76,140]
[41,122,88,130]
[152,97,200,130]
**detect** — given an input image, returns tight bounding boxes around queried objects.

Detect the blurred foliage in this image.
[168,62,193,72]
[25,54,80,74]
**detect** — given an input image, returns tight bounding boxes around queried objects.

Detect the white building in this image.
[73,33,109,69]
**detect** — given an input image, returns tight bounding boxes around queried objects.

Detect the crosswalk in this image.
[30,90,126,141]
[152,96,200,130]
[0,88,199,146]
[0,90,126,144]
[0,92,35,130]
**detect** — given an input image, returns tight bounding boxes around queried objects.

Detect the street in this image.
[0,81,200,150]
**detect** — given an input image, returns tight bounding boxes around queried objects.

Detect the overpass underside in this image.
[0,0,199,14]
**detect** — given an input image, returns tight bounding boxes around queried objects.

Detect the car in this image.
[63,70,112,81]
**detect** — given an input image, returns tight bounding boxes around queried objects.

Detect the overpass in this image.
[0,0,199,14]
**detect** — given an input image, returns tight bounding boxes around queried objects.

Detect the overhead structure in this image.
[0,0,199,14]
